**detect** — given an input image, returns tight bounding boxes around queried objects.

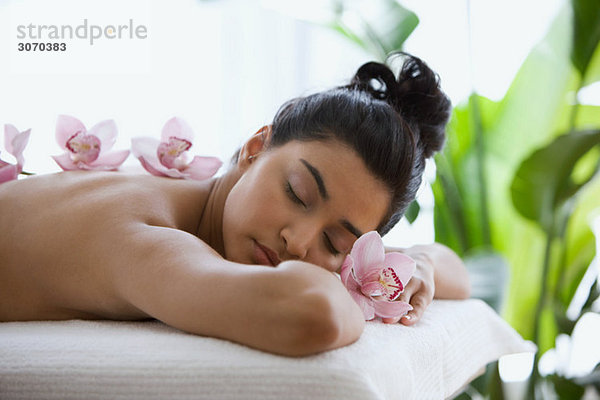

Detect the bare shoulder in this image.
[0,171,210,321]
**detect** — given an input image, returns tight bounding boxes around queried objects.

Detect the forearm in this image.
[387,243,471,299]
[116,226,364,356]
[174,260,365,356]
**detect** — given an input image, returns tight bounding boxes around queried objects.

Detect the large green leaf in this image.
[432,95,501,256]
[555,105,600,132]
[330,0,418,61]
[483,5,579,339]
[510,130,600,231]
[558,176,600,309]
[549,373,586,400]
[581,41,600,85]
[571,0,600,78]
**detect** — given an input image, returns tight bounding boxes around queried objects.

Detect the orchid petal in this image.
[13,130,31,167]
[4,124,20,153]
[184,156,222,180]
[5,126,31,167]
[56,115,86,150]
[350,231,385,281]
[360,281,385,297]
[131,137,161,160]
[137,156,169,177]
[87,120,118,151]
[161,117,195,143]
[340,255,354,286]
[52,153,80,171]
[383,252,416,287]
[350,291,375,320]
[5,125,29,155]
[161,167,188,179]
[0,163,18,183]
[88,150,130,170]
[66,132,101,164]
[373,299,413,319]
[157,137,192,169]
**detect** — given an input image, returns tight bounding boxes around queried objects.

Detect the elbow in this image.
[457,280,471,299]
[282,291,365,357]
[458,260,472,299]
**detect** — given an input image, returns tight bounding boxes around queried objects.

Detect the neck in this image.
[196,167,242,258]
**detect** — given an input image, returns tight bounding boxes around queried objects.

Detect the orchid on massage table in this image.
[131,117,222,180]
[341,231,415,320]
[0,124,31,183]
[52,115,130,171]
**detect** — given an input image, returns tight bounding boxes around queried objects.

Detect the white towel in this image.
[0,299,535,400]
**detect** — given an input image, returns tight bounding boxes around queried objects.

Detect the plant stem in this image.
[438,165,469,254]
[568,75,583,132]
[470,94,492,246]
[528,224,555,399]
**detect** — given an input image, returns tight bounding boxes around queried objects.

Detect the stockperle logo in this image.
[16,19,148,46]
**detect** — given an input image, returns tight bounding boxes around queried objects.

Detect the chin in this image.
[223,239,252,265]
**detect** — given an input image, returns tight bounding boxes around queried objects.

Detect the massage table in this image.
[0,299,534,399]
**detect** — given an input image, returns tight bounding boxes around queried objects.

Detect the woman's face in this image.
[222,139,391,272]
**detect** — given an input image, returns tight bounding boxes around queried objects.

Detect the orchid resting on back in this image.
[0,115,222,184]
[0,124,31,183]
[341,231,415,321]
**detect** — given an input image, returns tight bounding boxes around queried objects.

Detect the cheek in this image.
[222,173,286,259]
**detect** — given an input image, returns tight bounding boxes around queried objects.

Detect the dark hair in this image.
[248,53,451,235]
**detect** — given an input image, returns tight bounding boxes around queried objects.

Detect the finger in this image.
[400,293,429,326]
[396,280,418,303]
[382,316,402,324]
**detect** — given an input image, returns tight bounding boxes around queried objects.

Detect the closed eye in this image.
[285,182,306,207]
[323,233,340,256]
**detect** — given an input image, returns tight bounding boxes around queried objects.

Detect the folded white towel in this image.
[0,299,535,400]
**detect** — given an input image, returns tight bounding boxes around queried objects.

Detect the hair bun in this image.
[351,53,451,158]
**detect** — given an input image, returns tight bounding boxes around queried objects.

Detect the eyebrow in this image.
[299,158,363,239]
[300,158,328,200]
[341,219,363,239]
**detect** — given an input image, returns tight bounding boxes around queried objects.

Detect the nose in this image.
[280,221,320,261]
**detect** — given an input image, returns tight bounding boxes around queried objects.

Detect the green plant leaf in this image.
[582,42,600,85]
[571,0,600,78]
[483,5,576,336]
[432,95,501,256]
[510,130,600,232]
[329,0,418,60]
[549,373,586,400]
[539,306,559,355]
[558,176,600,309]
[555,105,600,133]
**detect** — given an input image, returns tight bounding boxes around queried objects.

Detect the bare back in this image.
[0,171,210,321]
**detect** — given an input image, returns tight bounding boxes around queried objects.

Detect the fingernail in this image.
[402,314,411,320]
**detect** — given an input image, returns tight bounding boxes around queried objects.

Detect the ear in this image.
[237,125,272,169]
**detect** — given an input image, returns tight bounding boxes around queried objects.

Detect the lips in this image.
[253,240,281,266]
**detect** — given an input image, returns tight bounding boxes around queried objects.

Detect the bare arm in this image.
[113,223,365,356]
[384,242,471,325]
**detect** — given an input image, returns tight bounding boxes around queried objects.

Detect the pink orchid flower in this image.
[52,115,130,171]
[341,231,416,321]
[131,117,222,180]
[0,124,32,183]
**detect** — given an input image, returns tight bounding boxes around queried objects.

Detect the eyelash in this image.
[285,182,340,256]
[285,182,305,207]
[323,233,341,256]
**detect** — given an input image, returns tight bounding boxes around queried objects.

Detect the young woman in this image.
[0,54,470,356]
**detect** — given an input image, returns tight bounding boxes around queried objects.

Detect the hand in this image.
[381,252,435,325]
